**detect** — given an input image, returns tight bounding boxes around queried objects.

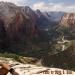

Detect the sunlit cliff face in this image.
[60,13,75,29]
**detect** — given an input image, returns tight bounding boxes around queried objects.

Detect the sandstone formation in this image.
[0,2,40,49]
[60,13,75,29]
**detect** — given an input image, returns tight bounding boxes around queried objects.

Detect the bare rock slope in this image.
[0,57,74,75]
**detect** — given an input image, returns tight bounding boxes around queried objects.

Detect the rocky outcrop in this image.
[0,57,74,75]
[60,13,75,29]
[0,19,8,49]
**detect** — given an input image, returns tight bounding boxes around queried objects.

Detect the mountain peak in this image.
[0,1,16,7]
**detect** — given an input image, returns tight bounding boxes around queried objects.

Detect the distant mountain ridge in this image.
[48,11,65,21]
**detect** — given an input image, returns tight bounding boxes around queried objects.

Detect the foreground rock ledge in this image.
[0,57,74,75]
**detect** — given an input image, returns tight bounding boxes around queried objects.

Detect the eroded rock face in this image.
[21,6,38,37]
[0,19,8,49]
[60,13,75,29]
[0,2,40,50]
[35,9,51,27]
[0,2,38,41]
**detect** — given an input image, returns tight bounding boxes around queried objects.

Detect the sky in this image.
[0,0,75,12]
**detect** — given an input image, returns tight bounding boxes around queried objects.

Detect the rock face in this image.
[35,9,51,28]
[60,13,75,29]
[21,6,38,37]
[36,10,51,21]
[0,2,38,42]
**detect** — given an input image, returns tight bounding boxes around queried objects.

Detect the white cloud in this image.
[0,0,27,6]
[33,2,48,11]
[33,2,45,9]
[32,2,75,12]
